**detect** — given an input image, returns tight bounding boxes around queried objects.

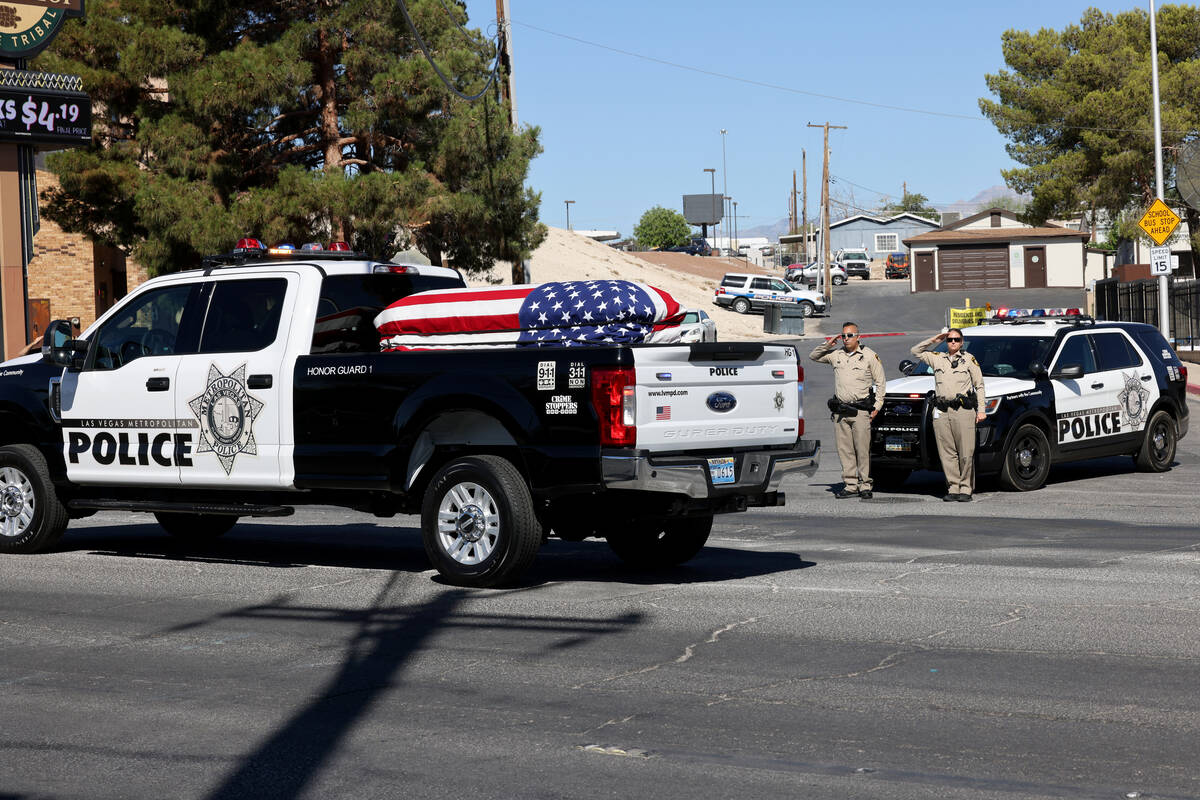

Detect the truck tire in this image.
[999,424,1051,491]
[606,515,712,569]
[732,297,751,314]
[1134,409,1176,472]
[154,512,238,541]
[421,455,541,587]
[0,444,69,554]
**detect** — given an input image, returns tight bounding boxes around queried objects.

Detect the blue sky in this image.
[461,1,1140,238]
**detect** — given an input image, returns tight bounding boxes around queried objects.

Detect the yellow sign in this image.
[1137,198,1181,246]
[949,307,987,328]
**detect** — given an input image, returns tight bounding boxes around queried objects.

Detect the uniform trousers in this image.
[933,406,977,495]
[834,409,872,492]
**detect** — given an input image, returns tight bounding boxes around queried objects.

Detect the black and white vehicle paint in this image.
[871,317,1189,491]
[0,251,819,586]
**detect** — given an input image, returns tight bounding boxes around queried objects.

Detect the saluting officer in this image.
[911,329,986,502]
[810,321,886,499]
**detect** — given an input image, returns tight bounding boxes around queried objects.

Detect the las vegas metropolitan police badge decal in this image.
[188,363,265,475]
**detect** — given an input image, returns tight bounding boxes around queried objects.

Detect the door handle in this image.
[1140,375,1152,382]
[146,377,170,392]
[248,374,273,389]
[1090,382,1104,390]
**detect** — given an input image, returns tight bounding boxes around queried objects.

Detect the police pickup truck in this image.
[870,311,1189,491]
[0,246,819,586]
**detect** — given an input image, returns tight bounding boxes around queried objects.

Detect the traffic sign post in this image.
[1137,198,1181,247]
[1149,245,1172,276]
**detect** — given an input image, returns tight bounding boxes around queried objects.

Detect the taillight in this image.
[1180,365,1188,383]
[591,366,637,447]
[796,365,805,439]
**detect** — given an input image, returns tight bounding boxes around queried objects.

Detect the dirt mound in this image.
[473,227,781,340]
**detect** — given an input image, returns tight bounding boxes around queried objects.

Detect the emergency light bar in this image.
[992,307,1083,318]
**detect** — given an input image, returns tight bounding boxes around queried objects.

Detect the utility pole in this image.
[801,149,808,263]
[902,180,906,202]
[808,122,847,303]
[564,200,575,231]
[791,170,797,233]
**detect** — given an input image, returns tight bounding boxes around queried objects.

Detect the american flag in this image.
[375,280,682,350]
[655,405,671,420]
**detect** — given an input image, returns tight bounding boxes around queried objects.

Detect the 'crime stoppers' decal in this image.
[188,363,265,475]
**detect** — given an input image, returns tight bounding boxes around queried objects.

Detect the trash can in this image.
[762,301,805,336]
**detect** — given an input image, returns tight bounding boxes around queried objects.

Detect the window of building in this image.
[874,233,898,252]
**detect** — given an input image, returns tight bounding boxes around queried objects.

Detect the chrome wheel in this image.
[0,466,35,539]
[436,481,500,565]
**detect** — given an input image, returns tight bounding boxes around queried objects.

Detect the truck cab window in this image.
[88,284,197,371]
[312,273,465,353]
[199,278,288,353]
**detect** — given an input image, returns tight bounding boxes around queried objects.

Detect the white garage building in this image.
[903,208,1093,293]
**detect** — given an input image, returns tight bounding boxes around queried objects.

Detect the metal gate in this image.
[1094,277,1200,348]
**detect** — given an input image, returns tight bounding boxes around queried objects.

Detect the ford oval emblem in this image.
[892,403,913,414]
[707,391,737,413]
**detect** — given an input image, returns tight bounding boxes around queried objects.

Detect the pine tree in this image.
[33,0,545,276]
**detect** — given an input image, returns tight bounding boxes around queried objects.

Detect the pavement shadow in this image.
[142,575,645,800]
[53,520,814,585]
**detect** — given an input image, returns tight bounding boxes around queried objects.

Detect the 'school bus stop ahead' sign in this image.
[0,0,84,59]
[1137,198,1182,247]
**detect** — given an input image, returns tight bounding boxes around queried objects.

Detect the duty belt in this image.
[932,391,976,412]
[827,390,875,418]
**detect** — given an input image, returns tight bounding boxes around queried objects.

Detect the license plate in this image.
[708,456,736,485]
[885,436,910,452]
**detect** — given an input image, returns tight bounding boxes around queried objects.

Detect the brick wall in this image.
[27,169,149,334]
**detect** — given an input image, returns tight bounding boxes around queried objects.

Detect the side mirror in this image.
[899,359,915,376]
[42,320,87,370]
[1050,363,1084,380]
[1030,361,1048,379]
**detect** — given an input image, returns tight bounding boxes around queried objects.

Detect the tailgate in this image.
[633,343,802,451]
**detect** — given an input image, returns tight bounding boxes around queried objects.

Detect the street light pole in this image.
[703,167,716,243]
[1149,0,1170,338]
[733,200,739,257]
[564,199,575,231]
[720,129,728,253]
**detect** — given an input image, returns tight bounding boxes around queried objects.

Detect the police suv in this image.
[0,242,819,586]
[871,310,1190,491]
[712,273,827,317]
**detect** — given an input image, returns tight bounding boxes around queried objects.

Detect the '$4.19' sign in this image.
[0,96,82,132]
[0,87,92,145]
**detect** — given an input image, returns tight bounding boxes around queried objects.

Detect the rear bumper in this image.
[601,440,821,499]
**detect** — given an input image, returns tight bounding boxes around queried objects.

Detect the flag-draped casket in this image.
[374,280,684,350]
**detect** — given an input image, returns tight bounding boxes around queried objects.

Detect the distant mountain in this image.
[937,185,1030,217]
[732,185,1031,243]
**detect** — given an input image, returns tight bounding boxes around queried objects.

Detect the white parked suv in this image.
[712,273,827,317]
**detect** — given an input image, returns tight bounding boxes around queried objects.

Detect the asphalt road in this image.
[2,333,1198,799]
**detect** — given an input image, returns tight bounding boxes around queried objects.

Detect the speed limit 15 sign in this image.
[1149,246,1172,277]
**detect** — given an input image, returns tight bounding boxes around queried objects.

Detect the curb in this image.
[1187,382,1200,397]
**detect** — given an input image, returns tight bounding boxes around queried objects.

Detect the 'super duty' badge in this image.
[188,363,265,475]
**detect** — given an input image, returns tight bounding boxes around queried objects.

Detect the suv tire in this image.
[999,424,1051,491]
[798,301,816,317]
[732,297,751,314]
[1134,409,1176,472]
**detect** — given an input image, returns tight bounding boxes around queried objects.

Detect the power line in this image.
[398,0,499,101]
[512,19,1190,136]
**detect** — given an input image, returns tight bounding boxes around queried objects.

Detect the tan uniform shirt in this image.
[911,335,987,412]
[809,341,886,410]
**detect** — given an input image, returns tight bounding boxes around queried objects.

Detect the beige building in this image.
[22,168,148,345]
[903,208,1093,293]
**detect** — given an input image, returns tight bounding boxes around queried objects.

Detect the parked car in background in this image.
[677,308,718,342]
[786,261,847,286]
[885,251,910,279]
[713,272,827,317]
[665,238,713,256]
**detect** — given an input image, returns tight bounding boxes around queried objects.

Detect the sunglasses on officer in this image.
[842,333,858,338]
[946,336,962,342]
